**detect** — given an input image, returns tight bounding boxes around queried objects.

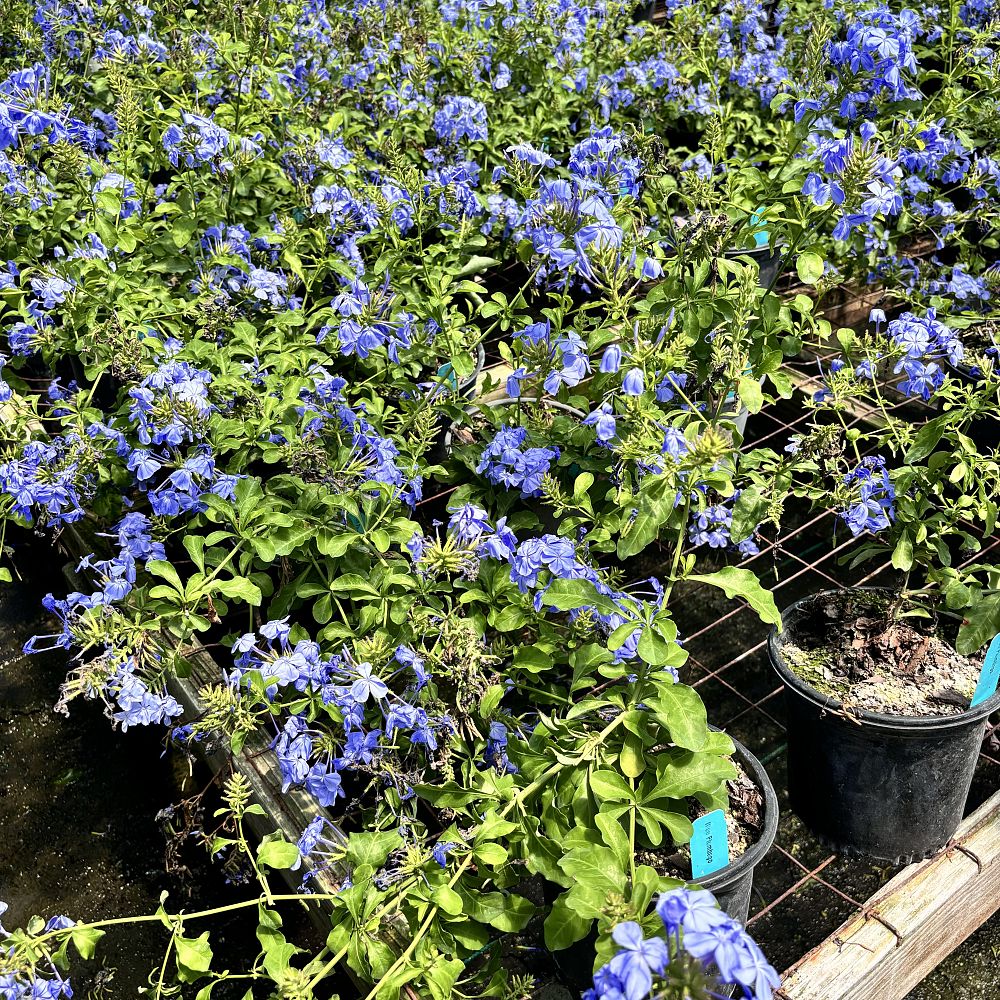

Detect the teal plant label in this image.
[749,209,769,247]
[690,809,730,879]
[971,633,1000,707]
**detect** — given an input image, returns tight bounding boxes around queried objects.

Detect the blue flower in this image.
[641,256,663,280]
[479,721,517,774]
[657,887,729,935]
[840,456,895,536]
[683,917,747,983]
[476,426,559,497]
[349,663,389,703]
[584,402,617,443]
[305,762,344,807]
[600,344,623,373]
[605,922,669,1000]
[655,371,688,403]
[433,96,488,143]
[432,841,458,867]
[448,504,490,543]
[622,368,645,395]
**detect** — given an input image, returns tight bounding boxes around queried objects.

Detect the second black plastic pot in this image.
[770,589,1000,863]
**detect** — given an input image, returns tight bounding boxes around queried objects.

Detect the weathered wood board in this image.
[779,788,1000,1000]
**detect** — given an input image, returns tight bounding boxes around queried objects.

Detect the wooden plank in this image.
[779,788,1000,1000]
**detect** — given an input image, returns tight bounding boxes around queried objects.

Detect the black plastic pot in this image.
[551,732,777,996]
[769,588,1000,863]
[695,735,779,927]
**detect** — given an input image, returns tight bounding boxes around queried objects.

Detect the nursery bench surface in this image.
[778,787,1000,1000]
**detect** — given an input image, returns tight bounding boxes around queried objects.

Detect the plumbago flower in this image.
[800,125,904,243]
[476,425,561,497]
[585,888,779,1000]
[227,624,451,808]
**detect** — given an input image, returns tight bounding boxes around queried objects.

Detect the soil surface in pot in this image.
[636,760,764,878]
[781,591,983,717]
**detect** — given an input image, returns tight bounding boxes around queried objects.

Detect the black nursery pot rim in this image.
[769,587,1000,732]
[692,733,779,894]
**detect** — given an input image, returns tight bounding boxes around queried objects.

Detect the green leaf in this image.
[595,811,631,868]
[494,605,528,631]
[543,894,593,951]
[891,533,914,572]
[906,417,946,462]
[731,487,768,543]
[455,886,534,931]
[620,732,646,778]
[573,472,595,499]
[346,830,402,868]
[688,568,781,629]
[457,255,500,277]
[256,906,300,981]
[957,594,1000,654]
[636,627,674,666]
[543,578,622,617]
[412,781,483,808]
[639,805,693,845]
[69,927,105,961]
[737,377,764,415]
[589,769,634,802]
[175,932,213,982]
[431,884,464,916]
[646,684,708,750]
[558,845,626,894]
[796,252,825,285]
[213,576,263,606]
[617,494,674,560]
[652,750,737,799]
[425,957,465,1000]
[479,683,505,718]
[474,842,509,866]
[257,839,300,870]
[513,646,554,672]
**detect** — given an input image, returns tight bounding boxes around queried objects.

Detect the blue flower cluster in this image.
[162,112,239,172]
[506,321,591,397]
[317,276,414,362]
[840,456,896,537]
[585,887,779,1000]
[296,370,422,506]
[476,425,559,497]
[433,95,489,144]
[0,903,75,999]
[802,126,903,242]
[828,8,921,102]
[193,223,293,312]
[231,622,446,807]
[689,497,761,557]
[886,310,963,400]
